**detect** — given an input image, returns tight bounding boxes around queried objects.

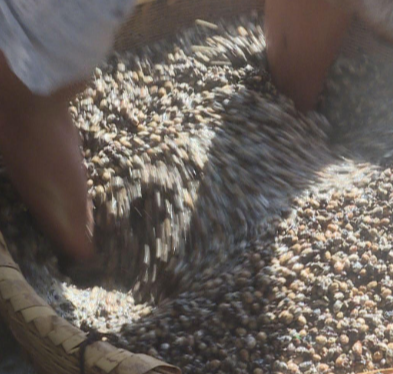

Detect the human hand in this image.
[265,0,351,112]
[0,52,94,261]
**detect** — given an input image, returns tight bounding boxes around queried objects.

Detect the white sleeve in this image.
[0,0,136,96]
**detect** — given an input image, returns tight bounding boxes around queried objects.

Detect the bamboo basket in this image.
[0,231,180,374]
[1,1,393,374]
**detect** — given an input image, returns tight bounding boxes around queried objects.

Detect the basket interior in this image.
[115,0,264,51]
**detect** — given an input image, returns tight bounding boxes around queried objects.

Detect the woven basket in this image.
[1,1,393,374]
[0,231,181,374]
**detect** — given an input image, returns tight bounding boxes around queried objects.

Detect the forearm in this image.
[0,53,94,260]
[264,0,351,112]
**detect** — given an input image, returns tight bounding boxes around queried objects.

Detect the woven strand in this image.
[0,231,180,374]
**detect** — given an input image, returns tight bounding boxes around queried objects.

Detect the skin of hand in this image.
[0,52,94,261]
[264,0,352,112]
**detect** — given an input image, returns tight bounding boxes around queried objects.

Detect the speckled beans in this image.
[2,12,393,374]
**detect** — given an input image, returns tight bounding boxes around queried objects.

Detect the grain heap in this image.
[64,12,334,303]
[1,11,393,374]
